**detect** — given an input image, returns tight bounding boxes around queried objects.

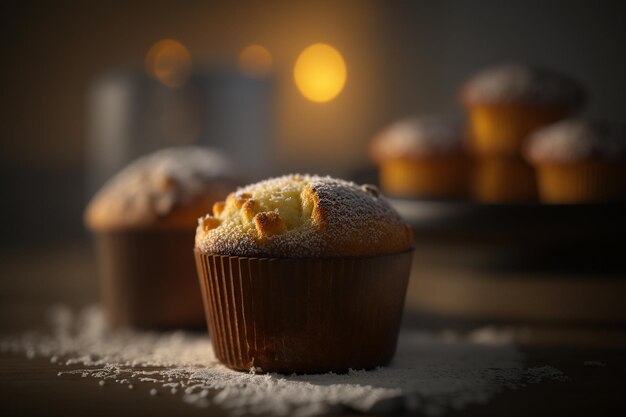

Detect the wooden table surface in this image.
[1,241,625,416]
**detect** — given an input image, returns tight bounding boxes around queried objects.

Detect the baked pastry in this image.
[196,174,414,257]
[461,63,586,155]
[86,148,237,231]
[471,155,538,203]
[194,174,414,373]
[85,146,239,328]
[370,116,469,199]
[525,119,626,203]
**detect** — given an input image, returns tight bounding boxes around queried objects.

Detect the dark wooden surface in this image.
[0,355,229,417]
[2,348,626,417]
[1,242,625,416]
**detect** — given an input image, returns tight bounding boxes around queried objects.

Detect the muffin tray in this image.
[389,197,625,247]
[390,197,626,273]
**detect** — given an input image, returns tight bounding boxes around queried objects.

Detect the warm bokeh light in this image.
[294,43,347,103]
[145,39,192,87]
[238,44,273,77]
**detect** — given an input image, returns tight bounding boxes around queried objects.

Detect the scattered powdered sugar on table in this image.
[0,305,568,416]
[584,360,607,367]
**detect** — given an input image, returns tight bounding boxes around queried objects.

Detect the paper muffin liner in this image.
[467,104,568,156]
[194,248,414,374]
[535,161,626,203]
[378,155,469,199]
[94,229,206,328]
[471,155,538,202]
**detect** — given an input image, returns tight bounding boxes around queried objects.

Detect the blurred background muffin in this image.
[461,63,585,203]
[461,63,586,155]
[470,155,538,203]
[370,116,469,199]
[525,119,626,203]
[85,146,239,328]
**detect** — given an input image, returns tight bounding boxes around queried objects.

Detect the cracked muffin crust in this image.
[195,174,414,258]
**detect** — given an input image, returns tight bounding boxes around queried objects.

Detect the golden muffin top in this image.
[85,147,238,231]
[461,63,586,108]
[525,119,626,163]
[195,174,414,258]
[370,116,464,160]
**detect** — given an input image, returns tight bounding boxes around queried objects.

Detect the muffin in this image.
[194,174,414,373]
[370,116,469,199]
[471,155,538,203]
[85,146,239,328]
[525,119,626,203]
[461,63,586,155]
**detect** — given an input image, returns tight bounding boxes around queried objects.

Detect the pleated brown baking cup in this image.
[94,230,206,329]
[378,155,469,199]
[194,248,414,374]
[471,155,538,202]
[535,161,626,203]
[467,104,569,155]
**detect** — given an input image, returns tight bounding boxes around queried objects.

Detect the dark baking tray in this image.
[388,198,626,273]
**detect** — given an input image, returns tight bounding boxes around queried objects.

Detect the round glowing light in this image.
[294,43,347,103]
[145,39,192,87]
[238,44,273,78]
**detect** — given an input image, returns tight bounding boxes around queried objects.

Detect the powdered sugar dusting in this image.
[86,146,237,229]
[372,116,463,158]
[462,63,585,107]
[526,119,626,162]
[196,175,412,257]
[1,305,568,416]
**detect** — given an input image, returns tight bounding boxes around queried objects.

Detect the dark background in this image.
[1,0,626,244]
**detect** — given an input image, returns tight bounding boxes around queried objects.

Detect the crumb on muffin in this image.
[195,174,414,258]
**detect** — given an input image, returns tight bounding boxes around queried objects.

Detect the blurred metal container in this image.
[86,69,273,197]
